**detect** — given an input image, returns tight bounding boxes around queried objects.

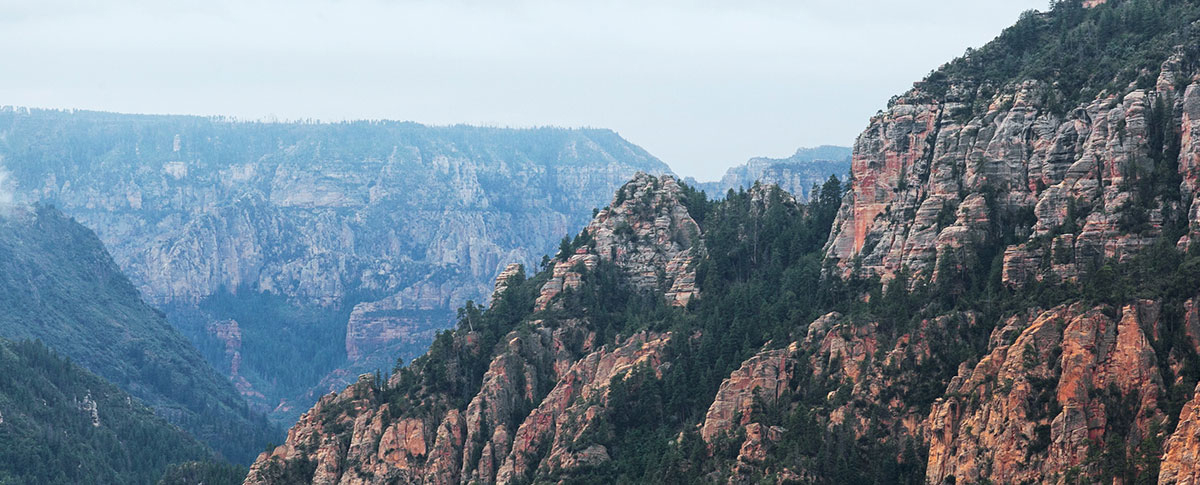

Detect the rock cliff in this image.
[249,2,1200,483]
[245,174,700,484]
[822,41,1200,290]
[0,205,275,464]
[0,109,671,423]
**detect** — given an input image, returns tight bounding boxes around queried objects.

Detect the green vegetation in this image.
[920,0,1200,117]
[373,164,1200,483]
[0,338,227,484]
[196,288,352,401]
[0,206,276,464]
[244,2,1200,480]
[0,105,671,427]
[157,461,248,485]
[386,265,549,412]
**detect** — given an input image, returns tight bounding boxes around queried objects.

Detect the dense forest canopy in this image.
[916,0,1200,115]
[0,338,228,484]
[0,206,276,464]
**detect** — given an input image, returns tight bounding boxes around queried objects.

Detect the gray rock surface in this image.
[0,108,670,423]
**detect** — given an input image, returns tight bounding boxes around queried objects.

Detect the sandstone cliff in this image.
[249,2,1200,483]
[245,174,702,484]
[824,53,1190,288]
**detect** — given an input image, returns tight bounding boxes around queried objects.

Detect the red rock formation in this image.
[246,175,697,485]
[535,173,702,311]
[207,319,263,400]
[825,61,1186,287]
[491,263,523,301]
[926,302,1165,484]
[1160,383,1200,485]
[701,342,799,443]
[496,331,672,484]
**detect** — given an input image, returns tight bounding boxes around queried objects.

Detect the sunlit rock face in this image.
[0,108,670,422]
[824,56,1200,287]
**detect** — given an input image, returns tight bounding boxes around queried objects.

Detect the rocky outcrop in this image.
[701,343,799,443]
[491,263,524,301]
[1161,383,1200,485]
[244,375,386,484]
[495,331,672,484]
[926,302,1165,484]
[244,323,673,485]
[252,7,1200,484]
[536,173,702,311]
[0,108,672,423]
[825,59,1188,286]
[246,174,701,484]
[344,289,455,362]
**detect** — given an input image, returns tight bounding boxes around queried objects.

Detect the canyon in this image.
[246,2,1200,483]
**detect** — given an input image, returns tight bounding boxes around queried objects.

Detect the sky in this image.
[0,0,1047,180]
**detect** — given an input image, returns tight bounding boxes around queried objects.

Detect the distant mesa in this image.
[685,145,850,200]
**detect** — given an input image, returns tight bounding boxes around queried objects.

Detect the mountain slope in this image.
[0,338,217,484]
[243,173,847,484]
[0,205,274,464]
[0,108,672,423]
[246,1,1200,483]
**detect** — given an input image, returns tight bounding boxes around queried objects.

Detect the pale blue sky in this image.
[0,0,1047,179]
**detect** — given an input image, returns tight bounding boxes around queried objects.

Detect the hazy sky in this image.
[0,0,1046,180]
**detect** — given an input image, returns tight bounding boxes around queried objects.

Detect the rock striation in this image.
[1161,383,1200,485]
[250,5,1200,484]
[824,61,1193,286]
[701,343,798,443]
[925,302,1165,484]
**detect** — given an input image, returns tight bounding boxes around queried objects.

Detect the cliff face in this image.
[825,72,1181,284]
[535,172,701,311]
[0,109,670,422]
[808,4,1200,482]
[926,302,1167,483]
[250,3,1200,483]
[244,174,700,484]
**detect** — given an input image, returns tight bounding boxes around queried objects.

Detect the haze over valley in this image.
[6,1,1200,484]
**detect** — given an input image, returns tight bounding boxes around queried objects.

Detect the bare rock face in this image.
[344,287,460,362]
[245,178,696,484]
[244,324,673,485]
[491,263,524,301]
[1161,383,1200,485]
[926,302,1165,484]
[207,319,262,400]
[496,331,672,484]
[536,172,702,311]
[825,61,1188,286]
[245,375,382,484]
[699,342,802,483]
[701,343,799,443]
